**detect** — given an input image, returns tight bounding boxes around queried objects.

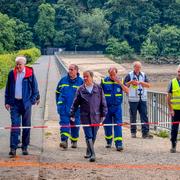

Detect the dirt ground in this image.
[60,55,177,93]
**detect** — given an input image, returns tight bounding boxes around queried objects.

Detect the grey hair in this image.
[83,70,94,78]
[15,56,27,64]
[69,64,79,71]
[108,67,118,73]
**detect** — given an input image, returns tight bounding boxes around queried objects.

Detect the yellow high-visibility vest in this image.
[171,78,180,110]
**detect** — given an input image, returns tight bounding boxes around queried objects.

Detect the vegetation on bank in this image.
[0,48,41,89]
[0,0,179,61]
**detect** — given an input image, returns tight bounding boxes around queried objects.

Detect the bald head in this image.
[133,61,142,74]
[108,67,118,81]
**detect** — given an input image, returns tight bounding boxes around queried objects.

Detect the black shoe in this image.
[71,141,77,148]
[142,133,153,139]
[170,143,176,153]
[131,133,136,138]
[60,141,68,149]
[116,146,123,151]
[9,149,16,158]
[105,143,112,148]
[22,148,29,155]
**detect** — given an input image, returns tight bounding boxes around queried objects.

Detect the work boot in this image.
[87,139,96,162]
[105,143,112,148]
[84,140,91,159]
[142,133,153,139]
[9,149,16,158]
[22,148,29,155]
[59,140,68,149]
[116,146,123,151]
[170,142,176,153]
[131,133,136,138]
[71,141,77,148]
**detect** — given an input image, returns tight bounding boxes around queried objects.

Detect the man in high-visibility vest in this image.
[124,61,153,139]
[101,67,129,151]
[56,64,83,149]
[167,64,180,153]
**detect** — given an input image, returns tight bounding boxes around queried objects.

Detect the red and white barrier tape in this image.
[0,121,179,130]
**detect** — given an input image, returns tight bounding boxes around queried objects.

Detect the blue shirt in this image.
[15,68,25,99]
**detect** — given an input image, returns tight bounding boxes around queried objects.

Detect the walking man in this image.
[101,67,129,151]
[70,70,107,162]
[167,64,180,153]
[5,56,39,157]
[56,64,83,149]
[124,61,153,139]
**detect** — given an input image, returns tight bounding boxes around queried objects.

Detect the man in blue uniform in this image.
[56,64,83,149]
[101,67,129,151]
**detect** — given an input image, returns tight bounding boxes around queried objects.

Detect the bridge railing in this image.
[55,53,171,131]
[123,91,171,131]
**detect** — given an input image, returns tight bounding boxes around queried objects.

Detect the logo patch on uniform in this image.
[117,88,121,92]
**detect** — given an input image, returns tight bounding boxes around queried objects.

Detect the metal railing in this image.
[55,51,103,55]
[123,91,171,131]
[55,54,172,131]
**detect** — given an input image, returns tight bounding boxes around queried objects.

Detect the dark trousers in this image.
[129,101,149,135]
[83,126,99,142]
[171,110,180,144]
[10,99,31,149]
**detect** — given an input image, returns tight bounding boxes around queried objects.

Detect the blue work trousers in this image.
[59,115,80,142]
[104,105,123,147]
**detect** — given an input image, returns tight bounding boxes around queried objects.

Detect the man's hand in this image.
[101,116,105,123]
[36,99,40,105]
[5,104,10,111]
[131,80,139,86]
[70,117,75,122]
[169,110,175,117]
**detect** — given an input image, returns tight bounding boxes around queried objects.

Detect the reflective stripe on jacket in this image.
[56,74,83,115]
[101,77,123,106]
[128,71,147,102]
[171,78,180,110]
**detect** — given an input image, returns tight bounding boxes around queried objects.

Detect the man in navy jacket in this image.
[5,56,39,158]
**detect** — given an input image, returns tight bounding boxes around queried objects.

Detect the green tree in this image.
[0,0,45,25]
[141,24,180,57]
[14,19,34,50]
[77,8,109,49]
[34,3,56,48]
[54,0,80,49]
[141,38,158,56]
[105,0,160,52]
[106,37,134,56]
[0,13,16,53]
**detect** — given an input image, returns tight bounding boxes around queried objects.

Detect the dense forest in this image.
[0,0,179,58]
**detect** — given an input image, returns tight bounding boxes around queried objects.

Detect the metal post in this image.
[153,93,158,131]
[75,45,78,54]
